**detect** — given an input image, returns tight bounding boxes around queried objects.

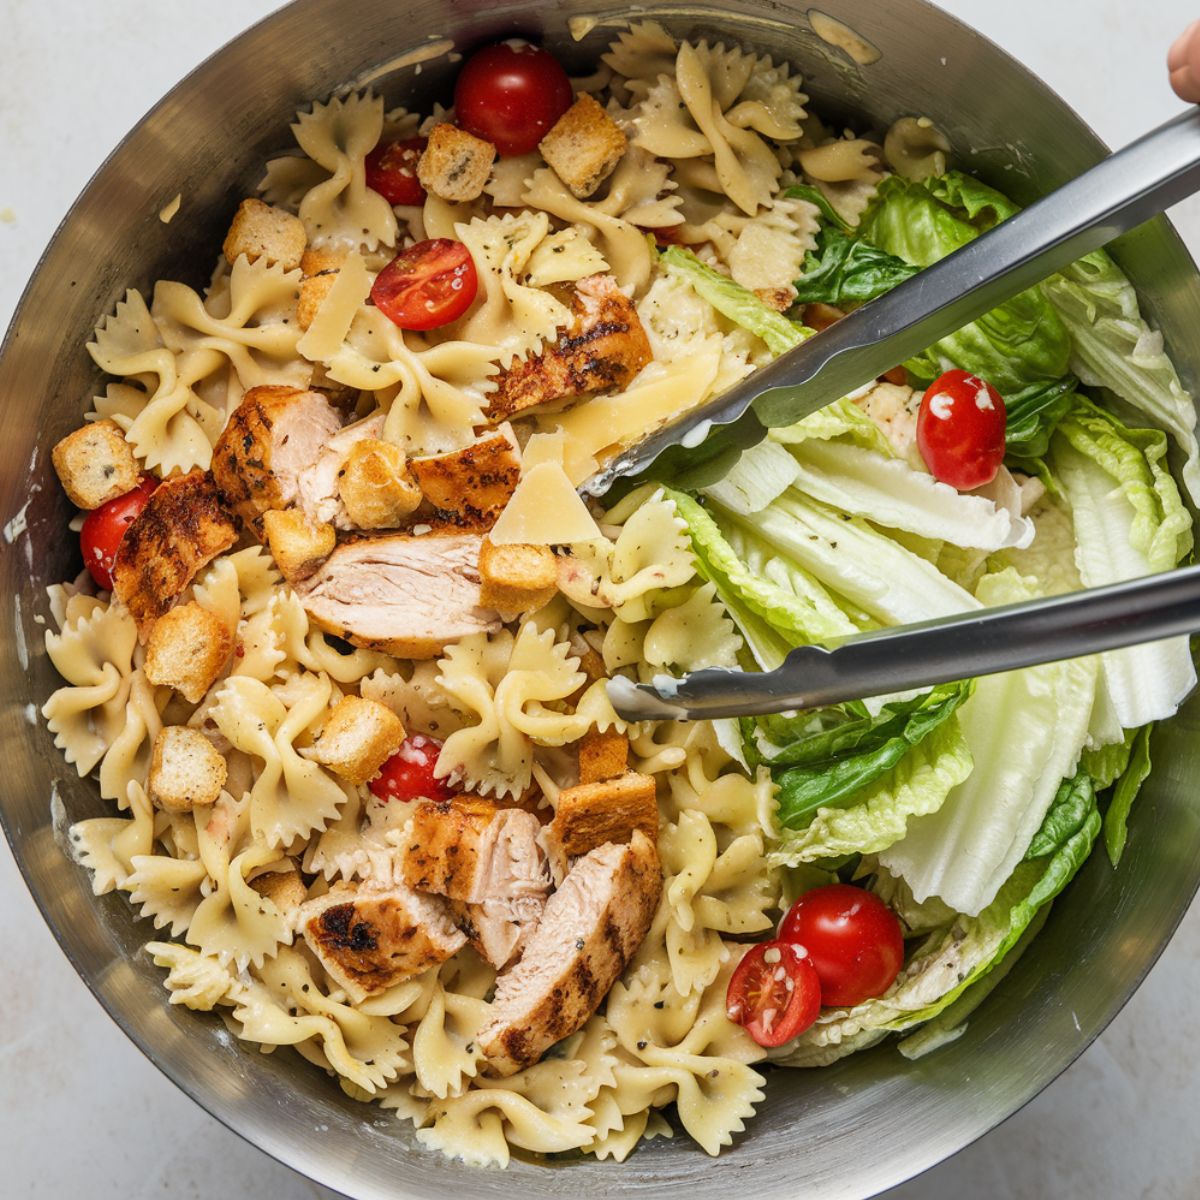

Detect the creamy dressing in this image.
[158,193,182,224]
[808,11,882,66]
[351,38,457,90]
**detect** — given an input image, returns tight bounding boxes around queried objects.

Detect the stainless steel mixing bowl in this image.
[3,2,1199,1197]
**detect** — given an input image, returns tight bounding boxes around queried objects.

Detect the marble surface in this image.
[2,1,1199,1196]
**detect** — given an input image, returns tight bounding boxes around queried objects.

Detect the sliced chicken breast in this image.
[453,895,546,969]
[403,797,550,904]
[295,412,387,529]
[112,469,239,638]
[299,879,466,1004]
[485,274,652,422]
[295,531,500,658]
[212,385,344,536]
[477,831,662,1075]
[408,425,521,530]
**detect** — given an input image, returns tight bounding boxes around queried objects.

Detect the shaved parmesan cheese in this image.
[521,429,600,485]
[296,251,372,363]
[489,461,603,545]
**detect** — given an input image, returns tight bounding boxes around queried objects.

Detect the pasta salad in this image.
[42,20,1198,1170]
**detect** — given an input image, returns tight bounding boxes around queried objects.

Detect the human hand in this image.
[1170,20,1200,101]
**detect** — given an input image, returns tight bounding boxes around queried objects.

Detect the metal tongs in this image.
[597,108,1200,722]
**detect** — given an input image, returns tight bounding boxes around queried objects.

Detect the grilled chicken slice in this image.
[484,274,652,422]
[299,879,466,1004]
[112,469,238,638]
[453,895,546,969]
[295,531,500,658]
[403,797,550,904]
[854,381,921,458]
[295,412,387,529]
[212,385,344,536]
[408,425,521,529]
[478,831,662,1075]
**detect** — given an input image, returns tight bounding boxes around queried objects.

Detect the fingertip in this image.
[1168,19,1200,71]
[1170,63,1200,104]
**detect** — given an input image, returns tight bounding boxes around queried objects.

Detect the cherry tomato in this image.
[365,136,428,206]
[369,735,455,803]
[371,239,478,331]
[916,368,1007,490]
[778,884,904,1009]
[725,939,822,1047]
[454,41,573,156]
[79,474,157,591]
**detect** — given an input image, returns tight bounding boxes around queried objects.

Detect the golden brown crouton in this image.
[478,539,557,614]
[417,124,497,203]
[222,198,306,270]
[296,245,349,331]
[539,93,627,199]
[148,726,228,812]
[249,863,309,912]
[578,728,629,784]
[261,508,336,583]
[485,274,652,422]
[304,695,406,785]
[546,771,659,859]
[299,881,466,1003]
[408,428,522,528]
[144,601,233,703]
[337,439,422,530]
[755,285,798,313]
[51,419,140,510]
[112,471,240,639]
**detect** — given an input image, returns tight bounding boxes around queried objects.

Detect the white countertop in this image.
[3,1,1199,1196]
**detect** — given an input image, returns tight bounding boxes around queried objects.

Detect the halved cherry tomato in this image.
[365,136,428,207]
[454,41,573,156]
[369,734,454,803]
[370,239,478,331]
[778,883,904,1009]
[916,368,1007,490]
[79,474,158,591]
[726,939,822,1047]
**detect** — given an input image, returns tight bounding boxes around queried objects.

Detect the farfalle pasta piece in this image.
[359,662,470,740]
[601,20,679,103]
[796,137,882,184]
[593,145,683,229]
[208,673,348,848]
[884,116,952,182]
[291,90,398,250]
[147,942,238,1011]
[608,581,742,678]
[126,850,209,936]
[67,781,155,895]
[483,153,541,208]
[721,194,820,294]
[273,589,395,684]
[524,227,609,288]
[408,976,490,1099]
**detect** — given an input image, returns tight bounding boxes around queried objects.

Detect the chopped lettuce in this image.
[1004,378,1078,458]
[769,394,897,458]
[1103,723,1154,867]
[1044,251,1200,502]
[792,228,918,306]
[768,714,973,864]
[859,173,1072,394]
[776,773,1100,1065]
[879,569,1099,916]
[1080,727,1136,790]
[660,245,812,356]
[1052,403,1195,728]
[702,439,801,516]
[783,183,852,232]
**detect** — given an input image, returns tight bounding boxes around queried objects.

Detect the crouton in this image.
[417,123,496,203]
[578,728,629,784]
[144,601,233,703]
[337,440,422,530]
[148,726,228,812]
[262,508,336,582]
[304,695,406,785]
[755,285,798,313]
[545,771,659,859]
[478,538,557,614]
[249,863,309,912]
[51,419,140,510]
[297,245,348,331]
[222,198,306,271]
[409,428,522,528]
[539,94,627,199]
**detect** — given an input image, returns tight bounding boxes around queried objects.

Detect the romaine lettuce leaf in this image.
[1052,403,1195,727]
[768,714,973,864]
[1004,378,1078,458]
[660,245,812,356]
[702,438,801,516]
[1044,250,1200,502]
[792,228,919,306]
[776,773,1100,1065]
[1103,723,1154,867]
[768,394,897,458]
[879,569,1099,916]
[782,183,853,231]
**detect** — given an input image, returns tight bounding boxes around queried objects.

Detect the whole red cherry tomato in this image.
[778,883,904,1009]
[725,939,822,1047]
[370,239,478,331]
[916,368,1007,490]
[369,734,455,803]
[365,136,428,206]
[454,40,573,156]
[79,474,157,591]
